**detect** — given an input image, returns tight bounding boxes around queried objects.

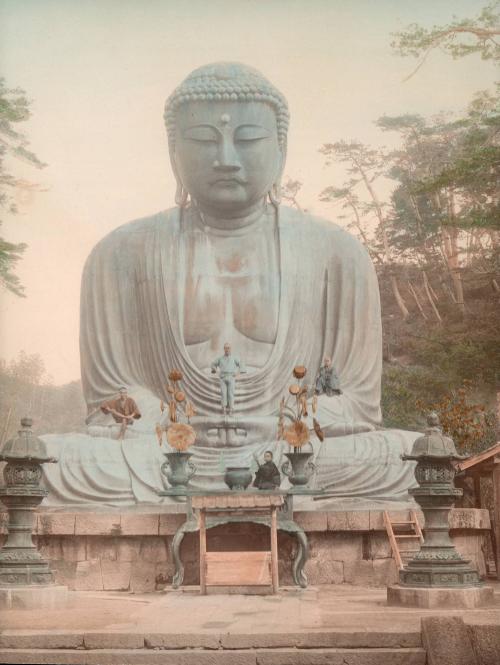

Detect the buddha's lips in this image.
[211,177,247,185]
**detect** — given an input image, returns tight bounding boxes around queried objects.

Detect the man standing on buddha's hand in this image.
[211,343,246,415]
[100,387,141,439]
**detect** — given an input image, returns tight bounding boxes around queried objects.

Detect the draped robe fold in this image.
[40,206,418,508]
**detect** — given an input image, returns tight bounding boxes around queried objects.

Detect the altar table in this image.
[160,490,310,593]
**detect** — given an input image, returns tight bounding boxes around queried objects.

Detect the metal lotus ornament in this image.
[166,423,196,451]
[158,370,197,492]
[277,366,323,489]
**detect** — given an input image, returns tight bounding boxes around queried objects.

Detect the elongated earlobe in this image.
[269,143,286,208]
[268,182,281,207]
[175,180,189,207]
[170,145,189,208]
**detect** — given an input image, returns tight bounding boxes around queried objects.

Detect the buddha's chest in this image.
[182,228,280,351]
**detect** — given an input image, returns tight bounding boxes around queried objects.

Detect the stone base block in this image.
[0,584,68,610]
[5,508,489,591]
[387,584,494,609]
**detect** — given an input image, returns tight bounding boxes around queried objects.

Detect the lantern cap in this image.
[0,418,56,463]
[403,412,468,461]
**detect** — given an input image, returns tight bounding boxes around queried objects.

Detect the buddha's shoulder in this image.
[87,209,178,256]
[279,206,370,260]
[99,209,175,242]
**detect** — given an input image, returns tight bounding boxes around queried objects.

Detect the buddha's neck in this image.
[194,199,268,232]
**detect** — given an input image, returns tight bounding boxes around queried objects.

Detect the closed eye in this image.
[234,125,271,142]
[183,126,219,142]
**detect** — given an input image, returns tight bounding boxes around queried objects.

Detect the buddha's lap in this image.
[38,427,419,507]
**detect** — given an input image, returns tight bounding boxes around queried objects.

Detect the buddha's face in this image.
[173,101,283,215]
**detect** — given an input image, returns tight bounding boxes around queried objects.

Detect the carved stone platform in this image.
[0,507,491,593]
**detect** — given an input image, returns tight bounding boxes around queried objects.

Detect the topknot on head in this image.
[164,62,289,149]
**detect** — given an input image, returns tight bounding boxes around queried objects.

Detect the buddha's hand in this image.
[189,415,276,449]
[319,421,376,438]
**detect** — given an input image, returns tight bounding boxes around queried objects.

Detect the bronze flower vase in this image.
[282,447,315,490]
[161,451,196,494]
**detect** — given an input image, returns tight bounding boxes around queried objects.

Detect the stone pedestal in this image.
[0,489,56,586]
[387,583,494,609]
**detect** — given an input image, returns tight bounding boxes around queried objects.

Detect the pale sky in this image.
[0,0,497,384]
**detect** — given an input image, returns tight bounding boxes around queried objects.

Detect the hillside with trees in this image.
[319,3,499,452]
[0,352,86,445]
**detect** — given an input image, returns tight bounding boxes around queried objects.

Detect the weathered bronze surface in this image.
[0,419,57,586]
[40,62,421,507]
[399,414,482,588]
[160,451,196,493]
[160,489,309,589]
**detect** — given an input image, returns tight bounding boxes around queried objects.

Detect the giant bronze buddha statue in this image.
[41,63,418,508]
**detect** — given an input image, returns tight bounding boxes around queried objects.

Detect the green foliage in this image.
[0,77,45,297]
[380,290,500,435]
[0,233,27,297]
[315,5,500,443]
[281,177,303,210]
[319,140,385,178]
[418,381,498,454]
[378,93,499,241]
[381,363,448,430]
[406,98,500,231]
[392,2,500,79]
[0,352,86,443]
[409,334,500,388]
[382,360,498,453]
[325,100,500,437]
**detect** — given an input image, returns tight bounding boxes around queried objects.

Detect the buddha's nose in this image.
[214,138,241,171]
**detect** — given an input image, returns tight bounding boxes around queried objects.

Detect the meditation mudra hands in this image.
[169,414,276,448]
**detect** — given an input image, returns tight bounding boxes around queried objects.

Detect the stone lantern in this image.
[0,418,66,608]
[387,413,493,608]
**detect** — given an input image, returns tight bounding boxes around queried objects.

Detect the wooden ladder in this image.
[384,510,424,570]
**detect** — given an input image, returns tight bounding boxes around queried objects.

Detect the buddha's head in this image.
[164,62,289,216]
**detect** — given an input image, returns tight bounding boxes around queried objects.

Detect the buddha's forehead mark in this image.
[220,113,231,125]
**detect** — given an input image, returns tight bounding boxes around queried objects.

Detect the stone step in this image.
[0,629,426,665]
[0,630,423,650]
[0,647,427,665]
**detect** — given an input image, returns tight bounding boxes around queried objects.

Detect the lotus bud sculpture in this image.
[278,366,323,489]
[158,369,197,492]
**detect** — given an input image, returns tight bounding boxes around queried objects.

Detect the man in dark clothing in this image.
[315,356,342,396]
[253,450,281,490]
